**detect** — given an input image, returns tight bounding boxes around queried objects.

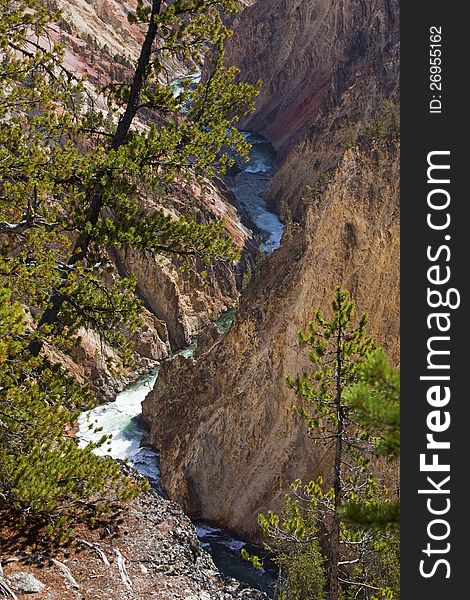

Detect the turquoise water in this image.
[215,307,236,333]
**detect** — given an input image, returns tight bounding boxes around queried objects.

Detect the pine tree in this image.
[250,491,326,600]
[340,348,400,528]
[347,348,400,460]
[0,286,144,535]
[256,288,400,599]
[287,287,375,599]
[0,0,258,532]
[0,0,259,357]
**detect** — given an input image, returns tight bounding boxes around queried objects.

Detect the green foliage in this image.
[257,477,399,600]
[341,349,400,528]
[0,0,258,533]
[279,205,298,241]
[339,499,399,529]
[360,102,400,144]
[259,288,399,599]
[241,262,253,289]
[341,102,399,152]
[0,286,145,536]
[302,169,335,209]
[342,125,358,150]
[1,0,258,354]
[254,489,326,600]
[288,287,376,431]
[281,542,325,600]
[241,548,264,571]
[346,349,400,460]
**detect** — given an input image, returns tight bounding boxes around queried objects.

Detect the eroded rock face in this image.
[43,306,169,401]
[226,0,399,152]
[54,0,144,85]
[141,0,400,540]
[49,175,253,398]
[225,0,399,219]
[143,138,400,541]
[115,177,255,352]
[55,0,257,86]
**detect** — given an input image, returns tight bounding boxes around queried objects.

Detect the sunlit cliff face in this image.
[53,0,143,84]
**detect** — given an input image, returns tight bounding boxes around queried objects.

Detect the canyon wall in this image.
[225,0,399,219]
[143,0,400,541]
[143,137,400,541]
[116,177,255,352]
[55,0,256,85]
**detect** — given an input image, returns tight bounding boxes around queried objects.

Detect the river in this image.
[226,131,283,253]
[77,134,282,597]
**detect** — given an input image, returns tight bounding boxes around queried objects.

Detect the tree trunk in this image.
[28,0,162,357]
[329,315,344,600]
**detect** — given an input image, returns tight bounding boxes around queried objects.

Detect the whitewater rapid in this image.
[77,371,161,489]
[230,132,284,254]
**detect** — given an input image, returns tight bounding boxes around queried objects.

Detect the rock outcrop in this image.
[45,311,169,402]
[54,0,257,86]
[116,177,255,352]
[143,135,400,541]
[54,0,144,86]
[0,466,269,599]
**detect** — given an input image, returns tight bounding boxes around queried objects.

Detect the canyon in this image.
[143,137,400,541]
[142,0,400,541]
[45,0,260,399]
[0,0,400,597]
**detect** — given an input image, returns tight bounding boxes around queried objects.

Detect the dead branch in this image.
[115,549,132,589]
[50,558,79,589]
[78,540,110,566]
[0,560,19,600]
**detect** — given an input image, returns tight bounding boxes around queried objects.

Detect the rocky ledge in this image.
[0,466,269,600]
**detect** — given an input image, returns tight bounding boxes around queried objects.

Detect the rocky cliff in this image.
[143,0,400,541]
[54,0,256,85]
[143,135,400,541]
[53,0,144,85]
[225,0,399,219]
[116,176,255,353]
[45,0,400,546]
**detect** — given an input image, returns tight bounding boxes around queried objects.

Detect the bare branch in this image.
[0,216,59,235]
[338,577,380,591]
